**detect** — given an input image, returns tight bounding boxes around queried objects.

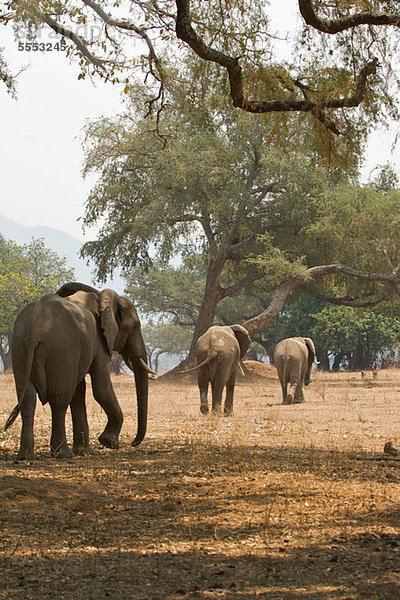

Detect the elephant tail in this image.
[4,404,20,431]
[179,350,218,374]
[4,344,36,431]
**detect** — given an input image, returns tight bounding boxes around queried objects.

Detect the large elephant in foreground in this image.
[273,337,317,404]
[5,282,154,459]
[186,325,251,415]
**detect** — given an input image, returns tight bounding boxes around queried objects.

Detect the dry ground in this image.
[0,362,399,599]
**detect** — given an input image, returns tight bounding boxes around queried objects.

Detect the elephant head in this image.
[230,324,251,359]
[57,282,153,446]
[303,337,316,386]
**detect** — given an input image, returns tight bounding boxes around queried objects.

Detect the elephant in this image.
[273,337,317,405]
[5,282,155,459]
[185,325,251,415]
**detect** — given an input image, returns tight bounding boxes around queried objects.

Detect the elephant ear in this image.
[303,337,316,384]
[303,337,316,361]
[230,325,251,358]
[99,289,120,356]
[56,282,99,297]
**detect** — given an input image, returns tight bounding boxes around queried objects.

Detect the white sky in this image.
[0,2,399,241]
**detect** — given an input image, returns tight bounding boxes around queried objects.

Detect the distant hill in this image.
[0,212,124,293]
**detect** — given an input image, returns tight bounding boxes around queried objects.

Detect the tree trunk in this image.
[332,352,344,371]
[0,343,12,372]
[110,352,123,375]
[318,350,330,371]
[350,342,370,371]
[162,255,225,376]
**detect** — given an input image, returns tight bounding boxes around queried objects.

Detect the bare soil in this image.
[0,362,399,599]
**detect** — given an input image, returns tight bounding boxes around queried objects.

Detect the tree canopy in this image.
[2,1,400,137]
[0,235,74,370]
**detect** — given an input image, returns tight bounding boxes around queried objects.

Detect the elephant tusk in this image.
[237,362,245,376]
[314,358,320,364]
[137,357,158,376]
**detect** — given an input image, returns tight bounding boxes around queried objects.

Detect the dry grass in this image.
[0,363,399,599]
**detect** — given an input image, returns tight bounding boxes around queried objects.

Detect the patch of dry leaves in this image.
[0,364,399,599]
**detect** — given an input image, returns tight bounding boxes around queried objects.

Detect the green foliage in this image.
[2,1,399,138]
[125,256,206,327]
[0,235,74,369]
[0,48,16,97]
[310,305,400,369]
[306,185,400,271]
[247,236,309,289]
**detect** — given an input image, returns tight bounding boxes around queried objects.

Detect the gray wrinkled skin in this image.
[273,337,316,405]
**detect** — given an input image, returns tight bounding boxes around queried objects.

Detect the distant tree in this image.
[110,352,124,375]
[142,322,191,372]
[0,235,74,370]
[125,256,206,329]
[310,306,400,370]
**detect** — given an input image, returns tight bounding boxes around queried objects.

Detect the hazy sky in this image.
[0,2,399,241]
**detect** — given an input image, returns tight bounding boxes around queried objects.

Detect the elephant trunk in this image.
[130,358,148,447]
[124,334,149,447]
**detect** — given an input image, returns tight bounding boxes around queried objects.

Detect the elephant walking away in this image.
[185,325,251,415]
[5,282,155,459]
[273,337,317,405]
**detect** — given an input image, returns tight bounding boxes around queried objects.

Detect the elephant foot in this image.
[304,379,311,386]
[73,445,95,456]
[16,448,35,460]
[98,432,119,449]
[51,445,74,459]
[223,409,233,416]
[285,392,294,404]
[293,398,303,404]
[200,405,209,415]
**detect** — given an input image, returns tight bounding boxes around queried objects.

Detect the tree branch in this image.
[219,273,260,300]
[24,6,106,69]
[298,0,400,34]
[242,264,400,335]
[81,0,164,82]
[175,0,378,127]
[226,234,256,260]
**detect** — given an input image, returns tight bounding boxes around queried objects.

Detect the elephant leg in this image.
[211,381,224,413]
[293,380,304,404]
[49,398,73,458]
[198,369,209,414]
[224,372,236,415]
[70,379,91,455]
[281,381,288,404]
[17,383,37,460]
[90,362,123,449]
[286,381,297,404]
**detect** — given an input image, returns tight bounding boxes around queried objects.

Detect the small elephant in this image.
[5,282,155,459]
[273,337,316,405]
[187,325,251,415]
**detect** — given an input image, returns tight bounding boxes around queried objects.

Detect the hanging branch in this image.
[242,264,400,335]
[175,0,378,132]
[298,0,400,34]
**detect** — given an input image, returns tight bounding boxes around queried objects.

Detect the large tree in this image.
[81,70,353,359]
[0,236,74,370]
[1,1,400,136]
